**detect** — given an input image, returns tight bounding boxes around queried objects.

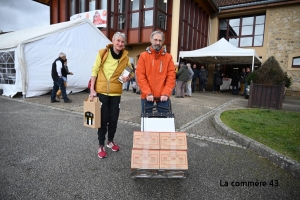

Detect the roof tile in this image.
[214,0,270,7]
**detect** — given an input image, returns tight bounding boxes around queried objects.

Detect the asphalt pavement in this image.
[0,89,300,199]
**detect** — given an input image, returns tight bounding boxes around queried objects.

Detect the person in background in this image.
[89,32,133,159]
[191,64,199,93]
[176,62,189,98]
[239,68,246,95]
[51,52,72,103]
[213,67,223,94]
[56,59,73,99]
[199,65,208,92]
[136,30,175,113]
[243,67,251,96]
[185,63,194,97]
[231,69,239,95]
[172,62,179,95]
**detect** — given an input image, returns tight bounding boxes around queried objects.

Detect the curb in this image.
[213,109,300,179]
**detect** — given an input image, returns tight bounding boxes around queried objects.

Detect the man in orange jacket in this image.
[136,30,176,113]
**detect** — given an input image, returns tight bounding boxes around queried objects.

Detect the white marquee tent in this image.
[179,38,262,70]
[0,18,111,98]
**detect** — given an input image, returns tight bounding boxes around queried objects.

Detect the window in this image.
[130,0,139,28]
[144,10,153,26]
[118,0,126,13]
[0,51,15,85]
[158,0,167,12]
[131,0,139,10]
[118,14,125,29]
[117,0,126,30]
[80,0,85,12]
[179,1,209,51]
[101,0,107,9]
[89,0,96,11]
[131,13,139,28]
[157,11,166,30]
[144,0,153,8]
[292,57,300,68]
[70,0,76,16]
[219,14,265,47]
[156,0,167,30]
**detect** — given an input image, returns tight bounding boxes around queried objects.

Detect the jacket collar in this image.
[106,44,128,58]
[146,46,166,56]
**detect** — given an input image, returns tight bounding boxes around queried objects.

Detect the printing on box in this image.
[160,132,187,150]
[132,131,160,149]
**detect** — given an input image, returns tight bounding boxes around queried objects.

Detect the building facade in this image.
[33,0,300,94]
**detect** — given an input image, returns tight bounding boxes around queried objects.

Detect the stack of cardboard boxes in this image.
[131,131,188,171]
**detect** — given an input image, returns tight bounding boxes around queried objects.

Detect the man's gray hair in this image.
[150,30,165,41]
[59,52,66,58]
[187,63,191,67]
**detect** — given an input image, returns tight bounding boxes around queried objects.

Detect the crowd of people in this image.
[51,30,252,159]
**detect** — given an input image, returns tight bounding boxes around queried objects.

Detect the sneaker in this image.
[98,146,107,158]
[107,141,120,151]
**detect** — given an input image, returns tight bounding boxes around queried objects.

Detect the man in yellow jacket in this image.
[89,32,133,159]
[136,30,176,113]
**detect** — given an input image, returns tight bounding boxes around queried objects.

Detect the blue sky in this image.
[0,0,49,32]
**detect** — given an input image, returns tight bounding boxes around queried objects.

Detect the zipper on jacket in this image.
[160,60,163,73]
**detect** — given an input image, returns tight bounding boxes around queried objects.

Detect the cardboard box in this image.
[83,97,101,128]
[160,132,187,150]
[131,149,160,170]
[160,150,188,170]
[132,131,160,149]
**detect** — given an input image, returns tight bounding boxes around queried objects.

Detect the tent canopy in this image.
[0,18,111,98]
[178,38,262,66]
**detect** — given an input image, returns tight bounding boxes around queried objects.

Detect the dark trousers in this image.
[214,85,220,92]
[126,79,134,91]
[51,78,68,101]
[200,79,207,91]
[231,85,239,95]
[176,81,187,97]
[191,79,197,93]
[97,94,121,146]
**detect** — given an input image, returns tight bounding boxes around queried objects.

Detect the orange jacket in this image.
[136,46,175,99]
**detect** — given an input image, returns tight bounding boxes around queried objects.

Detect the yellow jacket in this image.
[91,44,131,96]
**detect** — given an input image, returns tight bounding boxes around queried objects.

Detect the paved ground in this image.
[0,89,300,199]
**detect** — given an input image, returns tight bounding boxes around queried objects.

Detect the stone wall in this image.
[267,4,300,95]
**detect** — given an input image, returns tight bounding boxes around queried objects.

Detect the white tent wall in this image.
[23,22,111,97]
[0,19,111,98]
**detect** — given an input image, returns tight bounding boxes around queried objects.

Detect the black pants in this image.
[191,79,197,93]
[97,94,121,146]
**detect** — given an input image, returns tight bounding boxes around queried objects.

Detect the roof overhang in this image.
[32,0,50,6]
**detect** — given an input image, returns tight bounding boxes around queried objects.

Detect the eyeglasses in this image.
[113,32,126,38]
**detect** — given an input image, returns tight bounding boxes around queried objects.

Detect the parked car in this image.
[245,85,286,100]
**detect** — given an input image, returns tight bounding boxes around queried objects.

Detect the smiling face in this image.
[112,33,126,54]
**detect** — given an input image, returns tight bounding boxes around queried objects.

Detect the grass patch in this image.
[220,109,300,162]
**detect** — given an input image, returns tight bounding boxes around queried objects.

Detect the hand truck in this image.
[130,97,188,179]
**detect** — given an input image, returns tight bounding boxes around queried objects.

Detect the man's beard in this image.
[152,44,162,51]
